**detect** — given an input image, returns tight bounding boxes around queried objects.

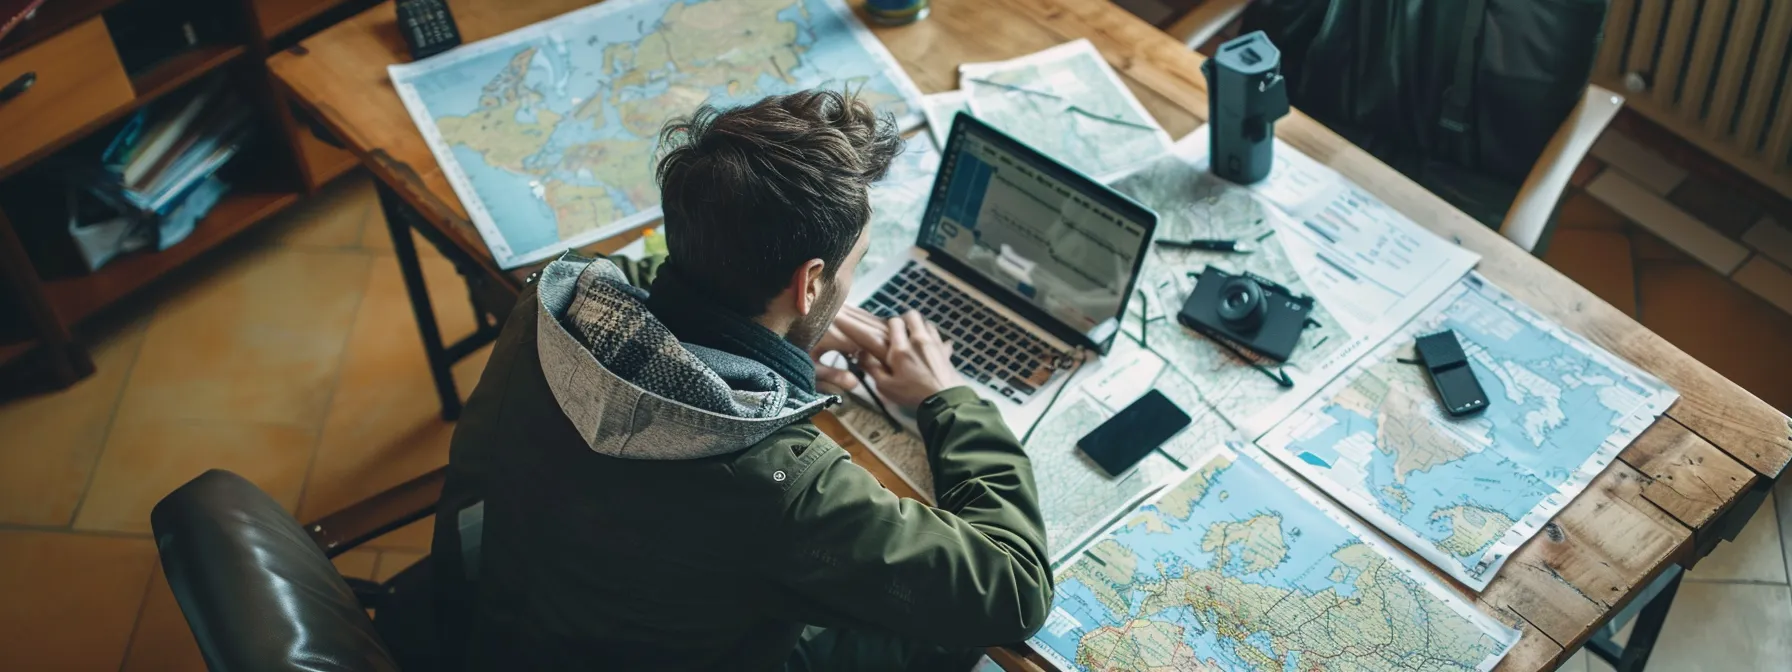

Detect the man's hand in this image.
[811,305,887,392]
[857,311,967,409]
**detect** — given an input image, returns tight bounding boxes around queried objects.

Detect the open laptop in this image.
[848,113,1158,432]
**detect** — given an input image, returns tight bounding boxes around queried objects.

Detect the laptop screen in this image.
[919,115,1156,348]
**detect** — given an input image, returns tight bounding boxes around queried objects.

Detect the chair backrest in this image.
[151,470,400,672]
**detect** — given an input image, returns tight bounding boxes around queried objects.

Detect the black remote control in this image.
[397,0,461,60]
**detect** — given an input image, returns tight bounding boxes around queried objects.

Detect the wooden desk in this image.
[270,1,1791,669]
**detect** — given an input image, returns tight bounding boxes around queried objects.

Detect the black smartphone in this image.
[1077,390,1193,476]
[1416,330,1488,417]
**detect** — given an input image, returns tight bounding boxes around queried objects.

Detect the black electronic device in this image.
[1177,266,1313,362]
[1416,330,1488,416]
[1201,31,1290,185]
[1077,390,1192,476]
[397,0,462,60]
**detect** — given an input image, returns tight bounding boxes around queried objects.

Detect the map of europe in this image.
[1257,275,1678,589]
[1030,445,1518,671]
[390,0,925,268]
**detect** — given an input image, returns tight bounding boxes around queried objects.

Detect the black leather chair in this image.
[151,469,466,671]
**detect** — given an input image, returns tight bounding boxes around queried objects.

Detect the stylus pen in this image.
[1155,238,1254,253]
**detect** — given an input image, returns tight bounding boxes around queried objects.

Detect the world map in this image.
[1257,275,1679,589]
[1030,445,1518,671]
[390,0,924,268]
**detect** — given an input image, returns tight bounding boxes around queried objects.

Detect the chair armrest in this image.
[304,467,447,558]
[1165,0,1254,50]
[151,470,400,671]
[1498,84,1624,252]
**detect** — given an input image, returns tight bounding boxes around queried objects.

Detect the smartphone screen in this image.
[1077,390,1193,476]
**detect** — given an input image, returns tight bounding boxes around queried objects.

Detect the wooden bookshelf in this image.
[42,189,300,324]
[0,0,132,60]
[0,44,247,182]
[0,0,361,386]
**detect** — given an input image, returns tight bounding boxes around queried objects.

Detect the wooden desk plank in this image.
[1622,417,1761,533]
[1487,608,1567,672]
[1481,462,1689,646]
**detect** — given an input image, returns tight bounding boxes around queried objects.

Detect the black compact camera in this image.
[1178,266,1313,362]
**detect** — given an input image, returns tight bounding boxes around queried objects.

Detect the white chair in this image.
[1165,1,1623,253]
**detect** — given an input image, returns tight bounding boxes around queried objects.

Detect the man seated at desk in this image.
[437,90,1054,671]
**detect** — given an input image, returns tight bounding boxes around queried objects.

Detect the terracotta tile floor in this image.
[5,130,1792,668]
[0,172,491,669]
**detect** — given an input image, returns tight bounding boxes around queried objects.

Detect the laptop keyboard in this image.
[861,262,1067,402]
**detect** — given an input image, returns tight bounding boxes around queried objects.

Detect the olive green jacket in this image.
[437,254,1052,670]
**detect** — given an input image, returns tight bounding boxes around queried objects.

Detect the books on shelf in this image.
[66,77,248,271]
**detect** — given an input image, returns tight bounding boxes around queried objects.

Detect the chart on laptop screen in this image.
[926,132,1147,341]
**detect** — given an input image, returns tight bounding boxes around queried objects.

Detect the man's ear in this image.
[794,258,828,316]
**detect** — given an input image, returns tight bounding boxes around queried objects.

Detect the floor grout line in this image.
[113,552,164,672]
[1680,577,1792,586]
[290,243,381,521]
[64,311,155,530]
[0,522,154,538]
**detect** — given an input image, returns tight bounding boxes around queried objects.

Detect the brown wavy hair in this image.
[655,89,902,316]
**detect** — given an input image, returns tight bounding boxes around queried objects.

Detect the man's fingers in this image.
[815,365,858,392]
[836,314,889,357]
[887,314,911,355]
[840,304,878,324]
[901,311,930,347]
[861,354,890,380]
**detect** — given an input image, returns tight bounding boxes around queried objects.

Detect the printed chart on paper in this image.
[1111,134,1478,434]
[390,0,925,268]
[1029,444,1519,672]
[1257,274,1679,589]
[960,39,1173,181]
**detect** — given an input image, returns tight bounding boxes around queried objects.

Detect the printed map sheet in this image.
[1257,274,1679,589]
[835,331,1234,564]
[960,40,1173,181]
[390,0,925,268]
[1030,443,1519,671]
[856,134,940,281]
[921,90,969,149]
[1112,134,1479,435]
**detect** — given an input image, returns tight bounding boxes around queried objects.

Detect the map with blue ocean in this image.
[1030,445,1518,671]
[1258,274,1678,589]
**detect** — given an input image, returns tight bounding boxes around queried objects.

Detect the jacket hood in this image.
[535,254,832,460]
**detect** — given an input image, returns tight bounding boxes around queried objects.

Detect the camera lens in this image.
[1215,276,1267,331]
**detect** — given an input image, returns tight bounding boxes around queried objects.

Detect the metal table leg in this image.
[374,182,504,421]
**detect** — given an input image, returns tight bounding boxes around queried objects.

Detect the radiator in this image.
[1594,0,1792,198]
